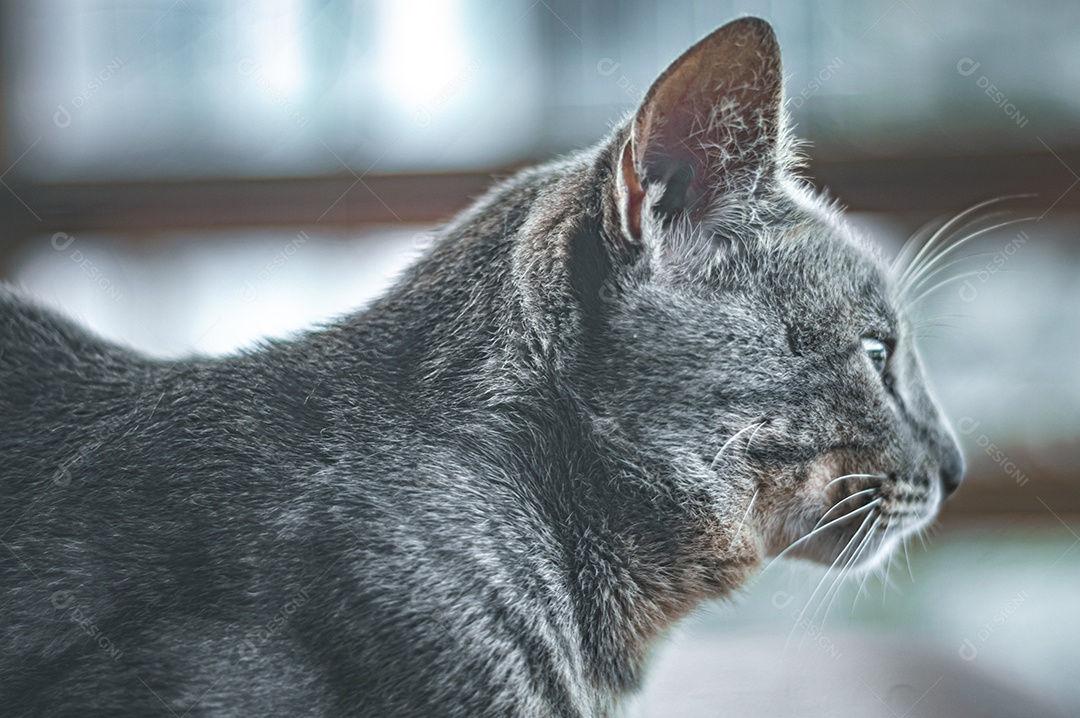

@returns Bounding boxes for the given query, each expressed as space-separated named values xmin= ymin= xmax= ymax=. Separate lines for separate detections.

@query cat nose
xmin=939 ymin=445 xmax=965 ymax=498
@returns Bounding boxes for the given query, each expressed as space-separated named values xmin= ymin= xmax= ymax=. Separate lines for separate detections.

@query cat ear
xmin=619 ymin=17 xmax=783 ymax=242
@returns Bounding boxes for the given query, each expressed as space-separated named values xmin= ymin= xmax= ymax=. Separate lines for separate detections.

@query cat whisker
xmin=881 ymin=568 xmax=901 ymax=608
xmin=786 ymin=507 xmax=876 ymax=653
xmin=881 ymin=518 xmax=915 ymax=608
xmin=916 ymin=527 xmax=931 ymax=551
xmin=828 ymin=514 xmax=881 ymax=610
xmin=822 ymin=472 xmax=886 ymax=491
xmin=874 ymin=523 xmax=900 ymax=609
xmin=915 ymin=312 xmax=973 ymax=322
xmin=911 ymin=328 xmax=957 ymax=341
xmin=809 ymin=545 xmax=860 ymax=637
xmin=912 ymin=314 xmax=972 ymax=334
xmin=817 ymin=515 xmax=881 ymax=629
xmin=908 ymin=269 xmax=1021 ymax=307
xmin=763 ymin=498 xmax=881 ymax=577
xmin=900 ymin=251 xmax=999 ymax=300
xmin=809 ymin=488 xmax=880 ymax=530
xmin=871 ymin=531 xmax=891 ymax=610
xmin=897 ymin=203 xmax=996 ymax=284
xmin=891 ymin=215 xmax=949 ymax=275
xmin=744 ymin=421 xmax=768 ymax=457
xmin=896 ymin=203 xmax=1018 ymax=275
xmin=913 ymin=319 xmax=962 ymax=329
xmin=727 ymin=488 xmax=759 ymax=549
xmin=783 ymin=527 xmax=858 ymax=654
xmin=852 ymin=519 xmax=888 ymax=613
xmin=709 ymin=421 xmax=765 ymax=469
xmin=902 ymin=531 xmax=915 ymax=583
xmin=895 ymin=195 xmax=1031 ymax=285
xmin=898 ymin=208 xmax=1016 ymax=289
xmin=908 ymin=270 xmax=987 ymax=303
xmin=900 ymin=215 xmax=1035 ymax=298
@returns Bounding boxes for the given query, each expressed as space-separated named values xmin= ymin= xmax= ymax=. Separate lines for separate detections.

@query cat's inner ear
xmin=619 ymin=17 xmax=783 ymax=241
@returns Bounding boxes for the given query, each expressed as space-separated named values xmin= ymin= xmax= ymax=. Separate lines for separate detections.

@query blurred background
xmin=1 ymin=1 xmax=1077 ymax=715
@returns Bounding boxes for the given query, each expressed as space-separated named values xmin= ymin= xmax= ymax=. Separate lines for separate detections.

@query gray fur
xmin=0 ymin=18 xmax=961 ymax=717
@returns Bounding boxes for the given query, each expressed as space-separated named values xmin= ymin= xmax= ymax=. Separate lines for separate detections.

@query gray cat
xmin=0 ymin=17 xmax=963 ymax=717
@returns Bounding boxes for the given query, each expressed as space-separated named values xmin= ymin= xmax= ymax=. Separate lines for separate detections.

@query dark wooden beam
xmin=808 ymin=147 xmax=1080 ymax=215
xmin=940 ymin=440 xmax=1080 ymax=522
xmin=0 ymin=170 xmax=502 ymax=238
xmin=0 ymin=149 xmax=1077 ymax=245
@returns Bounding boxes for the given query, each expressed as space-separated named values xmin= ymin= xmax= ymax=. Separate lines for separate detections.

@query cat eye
xmin=861 ymin=337 xmax=890 ymax=374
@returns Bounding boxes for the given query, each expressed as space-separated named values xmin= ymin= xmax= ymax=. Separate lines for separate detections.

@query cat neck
xmin=307 ymin=144 xmax=753 ymax=698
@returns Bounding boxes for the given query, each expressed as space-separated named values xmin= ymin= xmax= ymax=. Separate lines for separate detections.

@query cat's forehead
xmin=748 ymin=196 xmax=899 ymax=339
xmin=774 ymin=186 xmax=889 ymax=290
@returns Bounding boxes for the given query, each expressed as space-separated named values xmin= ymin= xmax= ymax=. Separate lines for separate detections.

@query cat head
xmin=575 ymin=18 xmax=963 ymax=575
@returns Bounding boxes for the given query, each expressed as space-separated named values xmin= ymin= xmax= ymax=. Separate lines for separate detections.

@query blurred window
xmin=4 ymin=0 xmax=1079 ymax=181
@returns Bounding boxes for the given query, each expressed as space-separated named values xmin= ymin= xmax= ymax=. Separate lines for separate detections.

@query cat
xmin=0 ymin=16 xmax=964 ymax=717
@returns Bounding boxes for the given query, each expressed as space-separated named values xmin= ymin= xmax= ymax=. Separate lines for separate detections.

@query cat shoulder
xmin=0 ymin=282 xmax=140 ymax=383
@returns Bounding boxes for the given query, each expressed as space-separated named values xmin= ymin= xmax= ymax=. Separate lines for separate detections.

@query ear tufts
xmin=619 ymin=17 xmax=785 ymax=239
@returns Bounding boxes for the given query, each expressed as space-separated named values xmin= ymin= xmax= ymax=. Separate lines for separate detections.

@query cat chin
xmin=762 ymin=467 xmax=946 ymax=571
xmin=845 ymin=527 xmax=905 ymax=575
xmin=814 ymin=504 xmax=939 ymax=574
